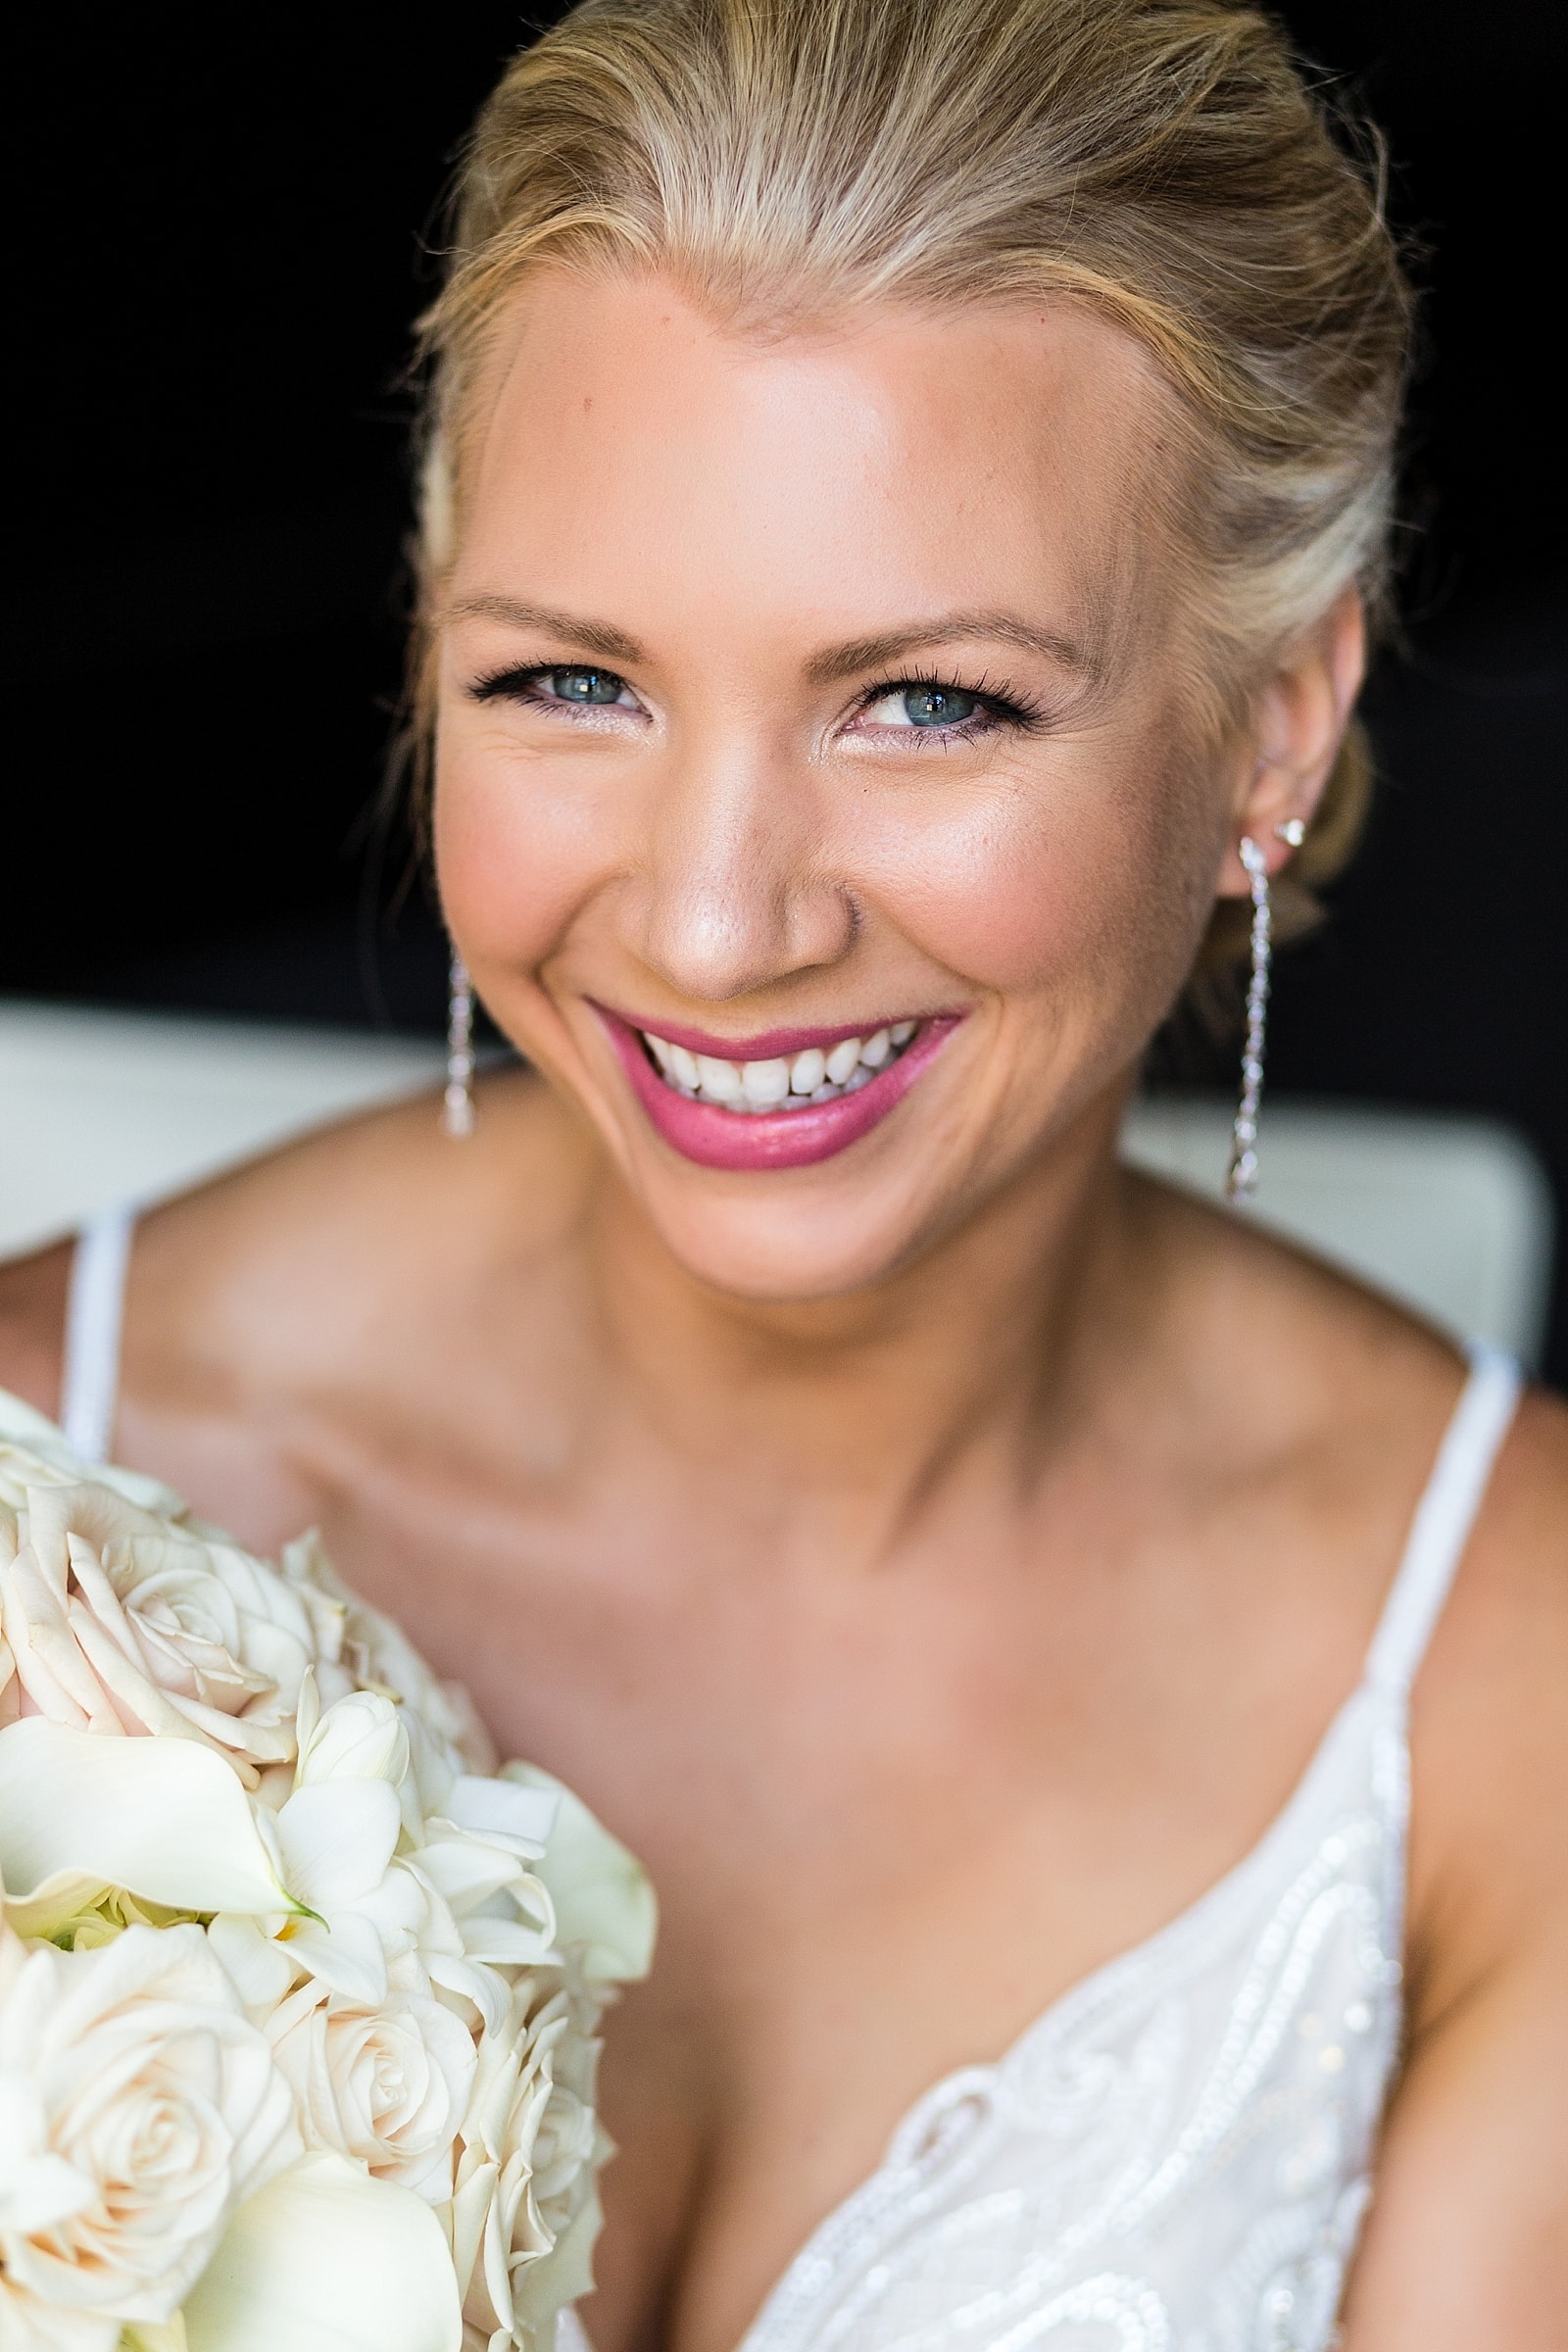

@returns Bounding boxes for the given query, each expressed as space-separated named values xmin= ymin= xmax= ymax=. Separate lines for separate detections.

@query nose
xmin=633 ymin=735 xmax=857 ymax=1004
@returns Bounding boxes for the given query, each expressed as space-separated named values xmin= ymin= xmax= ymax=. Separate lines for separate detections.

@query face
xmin=435 ymin=274 xmax=1268 ymax=1298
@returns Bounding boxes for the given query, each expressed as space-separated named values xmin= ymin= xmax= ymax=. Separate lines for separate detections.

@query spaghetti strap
xmin=1363 ymin=1344 xmax=1523 ymax=1697
xmin=61 ymin=1202 xmax=137 ymax=1465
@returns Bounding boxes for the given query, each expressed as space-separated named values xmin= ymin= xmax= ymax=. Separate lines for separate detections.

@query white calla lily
xmin=180 ymin=2152 xmax=461 ymax=2352
xmin=0 ymin=1720 xmax=291 ymax=1927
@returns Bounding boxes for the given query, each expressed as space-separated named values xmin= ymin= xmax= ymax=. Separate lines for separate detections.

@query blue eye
xmin=550 ymin=667 xmax=624 ymax=705
xmin=901 ymin=686 xmax=978 ymax=727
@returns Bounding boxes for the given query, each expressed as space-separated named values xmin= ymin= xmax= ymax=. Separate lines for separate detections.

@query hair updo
xmin=411 ymin=0 xmax=1413 ymax=976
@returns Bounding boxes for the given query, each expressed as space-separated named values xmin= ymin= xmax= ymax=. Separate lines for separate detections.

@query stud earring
xmin=1224 ymin=819 xmax=1304 ymax=1204
xmin=442 ymin=953 xmax=475 ymax=1138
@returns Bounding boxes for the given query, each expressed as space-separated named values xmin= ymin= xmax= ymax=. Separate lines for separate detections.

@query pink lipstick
xmin=593 ymin=1005 xmax=963 ymax=1171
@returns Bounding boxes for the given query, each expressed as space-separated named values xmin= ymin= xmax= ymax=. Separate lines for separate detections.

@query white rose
xmin=268 ymin=1977 xmax=479 ymax=2202
xmin=0 ymin=1475 xmax=345 ymax=1782
xmin=447 ymin=1970 xmax=608 ymax=2352
xmin=0 ymin=1919 xmax=295 ymax=2349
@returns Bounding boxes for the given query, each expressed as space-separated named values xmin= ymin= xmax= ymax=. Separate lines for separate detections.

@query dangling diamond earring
xmin=1225 ymin=819 xmax=1304 ymax=1203
xmin=442 ymin=953 xmax=476 ymax=1138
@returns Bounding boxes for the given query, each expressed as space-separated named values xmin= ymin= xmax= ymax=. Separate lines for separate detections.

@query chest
xmin=282 ymin=1462 xmax=1367 ymax=2348
xmin=301 ymin=1437 xmax=1334 ymax=1910
xmin=118 ymin=1400 xmax=1379 ymax=2352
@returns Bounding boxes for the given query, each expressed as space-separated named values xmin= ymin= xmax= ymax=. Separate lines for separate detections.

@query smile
xmin=646 ymin=1017 xmax=920 ymax=1106
xmin=593 ymin=1006 xmax=963 ymax=1170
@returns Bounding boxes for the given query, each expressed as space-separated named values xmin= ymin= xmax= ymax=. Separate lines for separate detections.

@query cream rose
xmin=0 ymin=1393 xmax=185 ymax=1522
xmin=0 ymin=1475 xmax=347 ymax=1781
xmin=0 ymin=1919 xmax=295 ymax=2350
xmin=268 ymin=1976 xmax=480 ymax=2202
xmin=447 ymin=1969 xmax=608 ymax=2352
xmin=0 ymin=1389 xmax=652 ymax=2352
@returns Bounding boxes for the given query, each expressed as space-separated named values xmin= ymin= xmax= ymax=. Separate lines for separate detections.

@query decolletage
xmin=63 ymin=1211 xmax=1522 ymax=2352
xmin=560 ymin=1350 xmax=1520 ymax=2352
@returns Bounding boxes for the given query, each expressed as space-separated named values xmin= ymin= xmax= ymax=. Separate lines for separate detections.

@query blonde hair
xmin=411 ymin=0 xmax=1412 ymax=969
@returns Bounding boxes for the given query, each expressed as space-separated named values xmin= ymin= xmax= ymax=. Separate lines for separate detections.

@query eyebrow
xmin=804 ymin=613 xmax=1096 ymax=686
xmin=444 ymin=593 xmax=645 ymax=665
xmin=445 ymin=592 xmax=1094 ymax=685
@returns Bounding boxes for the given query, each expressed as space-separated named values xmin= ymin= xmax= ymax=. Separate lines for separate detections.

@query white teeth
xmin=695 ymin=1053 xmax=745 ymax=1106
xmin=741 ymin=1056 xmax=791 ymax=1108
xmin=638 ymin=1021 xmax=922 ymax=1110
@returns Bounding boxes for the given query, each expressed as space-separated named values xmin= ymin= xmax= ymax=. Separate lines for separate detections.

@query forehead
xmin=457 ymin=271 xmax=1178 ymax=649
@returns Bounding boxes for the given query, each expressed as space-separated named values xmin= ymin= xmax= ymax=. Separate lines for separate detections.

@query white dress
xmin=62 ymin=1208 xmax=1522 ymax=2352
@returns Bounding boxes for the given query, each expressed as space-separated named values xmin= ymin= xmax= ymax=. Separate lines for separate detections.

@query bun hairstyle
xmin=411 ymin=0 xmax=1412 ymax=979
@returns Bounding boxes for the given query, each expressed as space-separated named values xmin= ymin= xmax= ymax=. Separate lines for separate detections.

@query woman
xmin=2 ymin=1 xmax=1564 ymax=2344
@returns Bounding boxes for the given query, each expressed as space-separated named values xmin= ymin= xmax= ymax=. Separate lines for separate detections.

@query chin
xmin=622 ymin=1156 xmax=949 ymax=1302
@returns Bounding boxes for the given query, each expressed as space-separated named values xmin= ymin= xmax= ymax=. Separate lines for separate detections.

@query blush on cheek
xmin=871 ymin=794 xmax=1132 ymax=1000
xmin=432 ymin=745 xmax=614 ymax=982
xmin=875 ymin=778 xmax=1202 ymax=1077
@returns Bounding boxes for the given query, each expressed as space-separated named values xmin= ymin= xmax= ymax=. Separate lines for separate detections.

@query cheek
xmin=432 ymin=714 xmax=619 ymax=971
xmin=866 ymin=751 xmax=1197 ymax=1019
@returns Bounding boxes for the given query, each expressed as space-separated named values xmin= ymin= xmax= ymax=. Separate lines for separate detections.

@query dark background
xmin=8 ymin=7 xmax=1565 ymax=1383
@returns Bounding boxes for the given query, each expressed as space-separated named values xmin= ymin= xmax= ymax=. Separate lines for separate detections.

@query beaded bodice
xmin=555 ymin=1349 xmax=1520 ymax=2352
xmin=711 ymin=1681 xmax=1403 ymax=2352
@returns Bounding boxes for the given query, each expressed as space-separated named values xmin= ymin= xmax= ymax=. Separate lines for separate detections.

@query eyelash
xmin=853 ymin=667 xmax=1050 ymax=742
xmin=468 ymin=663 xmax=626 ymax=710
xmin=466 ymin=662 xmax=1051 ymax=740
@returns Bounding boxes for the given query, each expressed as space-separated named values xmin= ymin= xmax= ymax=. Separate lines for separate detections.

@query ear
xmin=1214 ymin=586 xmax=1366 ymax=897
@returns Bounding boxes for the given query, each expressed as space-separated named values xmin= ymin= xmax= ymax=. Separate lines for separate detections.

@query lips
xmin=592 ymin=1004 xmax=964 ymax=1171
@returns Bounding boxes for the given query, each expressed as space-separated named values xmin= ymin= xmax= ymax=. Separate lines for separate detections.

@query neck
xmin=573 ymin=1081 xmax=1152 ymax=1565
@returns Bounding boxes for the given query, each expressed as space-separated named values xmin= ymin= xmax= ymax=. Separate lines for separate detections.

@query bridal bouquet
xmin=0 ymin=1390 xmax=654 ymax=2352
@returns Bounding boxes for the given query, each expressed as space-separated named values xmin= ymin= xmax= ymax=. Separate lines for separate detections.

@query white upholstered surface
xmin=0 ymin=1000 xmax=1554 ymax=1367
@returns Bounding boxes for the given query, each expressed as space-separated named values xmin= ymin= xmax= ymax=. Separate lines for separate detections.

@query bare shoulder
xmin=122 ymin=1061 xmax=588 ymax=1396
xmin=1 ymin=1061 xmax=589 ymax=1474
xmin=1335 ymin=1383 xmax=1568 ymax=2339
xmin=1125 ymin=1163 xmax=1480 ymax=1474
xmin=0 ymin=1234 xmax=74 ymax=1420
xmin=1405 ymin=1376 xmax=1568 ymax=2024
xmin=1135 ymin=1171 xmax=1568 ymax=2002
